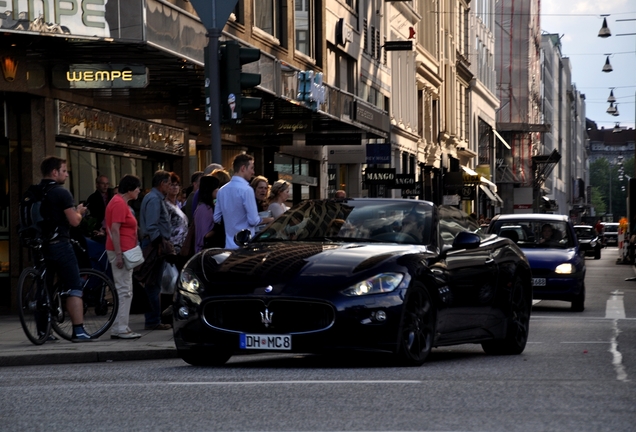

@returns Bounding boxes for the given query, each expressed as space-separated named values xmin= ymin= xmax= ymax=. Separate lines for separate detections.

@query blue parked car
xmin=487 ymin=214 xmax=586 ymax=311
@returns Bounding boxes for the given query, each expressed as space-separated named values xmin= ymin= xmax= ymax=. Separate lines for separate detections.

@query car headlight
xmin=555 ymin=263 xmax=574 ymax=274
xmin=179 ymin=269 xmax=202 ymax=293
xmin=590 ymin=241 xmax=597 ymax=247
xmin=341 ymin=273 xmax=404 ymax=296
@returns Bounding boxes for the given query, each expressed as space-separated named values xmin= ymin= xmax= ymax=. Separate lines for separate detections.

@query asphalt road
xmin=1 ymin=248 xmax=635 ymax=431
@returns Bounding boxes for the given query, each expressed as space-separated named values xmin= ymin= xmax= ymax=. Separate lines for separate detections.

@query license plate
xmin=532 ymin=278 xmax=546 ymax=287
xmin=240 ymin=333 xmax=291 ymax=350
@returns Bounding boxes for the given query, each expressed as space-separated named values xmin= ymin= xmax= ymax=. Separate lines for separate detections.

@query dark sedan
xmin=574 ymin=225 xmax=602 ymax=259
xmin=488 ymin=214 xmax=586 ymax=311
xmin=173 ymin=199 xmax=533 ymax=366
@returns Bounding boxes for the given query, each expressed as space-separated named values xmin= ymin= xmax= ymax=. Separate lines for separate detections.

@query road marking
xmin=560 ymin=341 xmax=610 ymax=344
xmin=609 ymin=319 xmax=629 ymax=382
xmin=170 ymin=380 xmax=422 ymax=385
xmin=605 ymin=290 xmax=626 ymax=319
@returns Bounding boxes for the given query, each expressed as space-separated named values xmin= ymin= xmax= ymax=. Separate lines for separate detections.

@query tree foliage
xmin=590 ymin=186 xmax=606 ymax=214
xmin=589 ymin=156 xmax=634 ymax=221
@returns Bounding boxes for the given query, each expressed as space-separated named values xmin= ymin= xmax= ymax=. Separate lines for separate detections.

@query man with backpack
xmin=31 ymin=156 xmax=92 ymax=342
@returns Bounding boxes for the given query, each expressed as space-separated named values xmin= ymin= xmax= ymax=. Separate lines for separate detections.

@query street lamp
xmin=598 ymin=16 xmax=611 ymax=38
xmin=602 ymin=55 xmax=613 ymax=72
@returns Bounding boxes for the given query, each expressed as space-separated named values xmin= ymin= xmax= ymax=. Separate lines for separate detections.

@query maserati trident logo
xmin=260 ymin=308 xmax=273 ymax=328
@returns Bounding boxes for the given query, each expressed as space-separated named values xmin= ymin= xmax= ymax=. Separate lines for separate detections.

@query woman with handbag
xmin=105 ymin=174 xmax=143 ymax=339
xmin=194 ymin=175 xmax=222 ymax=252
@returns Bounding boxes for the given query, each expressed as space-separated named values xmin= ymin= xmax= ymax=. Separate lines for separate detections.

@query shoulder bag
xmin=122 ymin=245 xmax=145 ymax=270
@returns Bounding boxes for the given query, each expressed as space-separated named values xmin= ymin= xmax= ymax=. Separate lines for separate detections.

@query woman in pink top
xmin=105 ymin=174 xmax=142 ymax=339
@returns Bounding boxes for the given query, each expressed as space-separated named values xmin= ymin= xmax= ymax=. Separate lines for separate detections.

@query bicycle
xmin=18 ymin=238 xmax=119 ymax=345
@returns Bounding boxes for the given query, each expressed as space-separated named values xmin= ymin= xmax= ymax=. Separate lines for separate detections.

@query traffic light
xmin=297 ymin=70 xmax=315 ymax=102
xmin=219 ymin=41 xmax=262 ymax=122
xmin=297 ymin=71 xmax=325 ymax=111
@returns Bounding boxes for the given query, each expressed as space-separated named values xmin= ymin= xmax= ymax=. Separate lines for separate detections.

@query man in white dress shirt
xmin=214 ymin=154 xmax=274 ymax=248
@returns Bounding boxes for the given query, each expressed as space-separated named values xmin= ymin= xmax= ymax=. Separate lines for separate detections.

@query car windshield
xmin=490 ymin=220 xmax=574 ymax=249
xmin=574 ymin=227 xmax=595 ymax=239
xmin=255 ymin=199 xmax=434 ymax=245
xmin=604 ymin=224 xmax=618 ymax=233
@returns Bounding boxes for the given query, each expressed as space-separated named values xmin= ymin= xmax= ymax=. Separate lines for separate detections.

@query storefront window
xmin=274 ymin=153 xmax=318 ymax=203
xmin=58 ymin=145 xmax=166 ymax=211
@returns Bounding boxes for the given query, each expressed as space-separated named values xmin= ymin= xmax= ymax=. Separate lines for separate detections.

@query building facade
xmin=494 ymin=0 xmax=545 ymax=214
xmin=0 ymin=0 xmax=592 ymax=313
xmin=470 ymin=0 xmax=501 ymax=218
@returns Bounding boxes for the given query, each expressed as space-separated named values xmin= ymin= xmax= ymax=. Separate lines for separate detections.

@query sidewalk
xmin=0 ymin=313 xmax=178 ymax=367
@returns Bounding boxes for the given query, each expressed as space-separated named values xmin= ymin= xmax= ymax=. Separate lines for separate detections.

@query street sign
xmin=384 ymin=41 xmax=413 ymax=51
xmin=366 ymin=143 xmax=391 ymax=164
xmin=395 ymin=174 xmax=416 ymax=189
xmin=189 ymin=0 xmax=238 ymax=29
xmin=365 ymin=168 xmax=396 ymax=186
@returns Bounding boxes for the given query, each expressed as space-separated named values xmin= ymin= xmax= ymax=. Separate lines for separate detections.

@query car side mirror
xmin=451 ymin=231 xmax=481 ymax=250
xmin=234 ymin=229 xmax=252 ymax=246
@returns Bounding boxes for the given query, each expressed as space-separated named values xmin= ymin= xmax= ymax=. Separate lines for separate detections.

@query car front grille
xmin=530 ymin=269 xmax=553 ymax=277
xmin=202 ymin=298 xmax=336 ymax=334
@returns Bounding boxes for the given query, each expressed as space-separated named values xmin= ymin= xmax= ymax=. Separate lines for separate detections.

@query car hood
xmin=519 ymin=247 xmax=578 ymax=268
xmin=192 ymin=242 xmax=430 ymax=296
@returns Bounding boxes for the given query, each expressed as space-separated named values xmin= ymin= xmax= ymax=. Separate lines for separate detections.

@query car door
xmin=434 ymin=211 xmax=498 ymax=335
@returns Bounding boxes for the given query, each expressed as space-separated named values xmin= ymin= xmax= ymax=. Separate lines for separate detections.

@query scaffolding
xmin=495 ymin=0 xmax=547 ymax=188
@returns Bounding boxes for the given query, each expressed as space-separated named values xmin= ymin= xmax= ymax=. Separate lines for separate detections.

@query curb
xmin=0 ymin=348 xmax=180 ymax=367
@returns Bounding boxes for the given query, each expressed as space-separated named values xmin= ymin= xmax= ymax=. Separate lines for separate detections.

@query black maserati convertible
xmin=173 ymin=199 xmax=532 ymax=366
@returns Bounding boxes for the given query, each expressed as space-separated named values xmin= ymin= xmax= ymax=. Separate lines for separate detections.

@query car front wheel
xmin=571 ymin=283 xmax=585 ymax=312
xmin=482 ymin=275 xmax=530 ymax=355
xmin=178 ymin=347 xmax=232 ymax=366
xmin=395 ymin=283 xmax=435 ymax=366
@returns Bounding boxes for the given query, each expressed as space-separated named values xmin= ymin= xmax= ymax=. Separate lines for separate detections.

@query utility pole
xmin=189 ymin=0 xmax=239 ymax=165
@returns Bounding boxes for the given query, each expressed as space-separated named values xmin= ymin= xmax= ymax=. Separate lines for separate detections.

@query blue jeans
xmin=43 ymin=241 xmax=83 ymax=297
xmin=141 ymin=238 xmax=163 ymax=327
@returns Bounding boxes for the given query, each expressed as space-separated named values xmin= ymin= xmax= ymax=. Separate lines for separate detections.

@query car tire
xmin=178 ymin=348 xmax=232 ymax=366
xmin=571 ymin=283 xmax=585 ymax=312
xmin=594 ymin=249 xmax=601 ymax=260
xmin=395 ymin=283 xmax=435 ymax=366
xmin=481 ymin=275 xmax=530 ymax=356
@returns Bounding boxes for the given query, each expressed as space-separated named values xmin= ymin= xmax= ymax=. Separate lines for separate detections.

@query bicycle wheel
xmin=51 ymin=268 xmax=119 ymax=340
xmin=17 ymin=267 xmax=51 ymax=345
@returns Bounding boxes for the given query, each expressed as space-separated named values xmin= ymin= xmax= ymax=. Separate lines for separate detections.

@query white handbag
xmin=122 ymin=245 xmax=145 ymax=270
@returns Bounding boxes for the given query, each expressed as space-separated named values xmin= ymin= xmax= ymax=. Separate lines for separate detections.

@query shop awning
xmin=480 ymin=184 xmax=503 ymax=204
xmin=480 ymin=176 xmax=497 ymax=191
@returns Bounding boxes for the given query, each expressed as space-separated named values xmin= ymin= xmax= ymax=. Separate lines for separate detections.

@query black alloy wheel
xmin=396 ymin=283 xmax=435 ymax=366
xmin=482 ymin=275 xmax=531 ymax=355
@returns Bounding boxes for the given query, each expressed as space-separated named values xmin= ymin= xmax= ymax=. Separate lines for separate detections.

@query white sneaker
xmin=110 ymin=331 xmax=142 ymax=339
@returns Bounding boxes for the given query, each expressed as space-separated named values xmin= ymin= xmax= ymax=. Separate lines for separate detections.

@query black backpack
xmin=18 ymin=183 xmax=58 ymax=244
